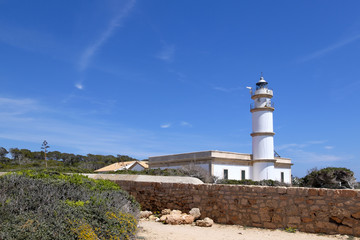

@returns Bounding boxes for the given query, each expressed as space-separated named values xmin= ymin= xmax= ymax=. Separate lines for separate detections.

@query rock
xmin=196 ymin=217 xmax=214 ymax=227
xmin=189 ymin=208 xmax=201 ymax=220
xmin=155 ymin=217 xmax=161 ymax=222
xmin=170 ymin=210 xmax=182 ymax=215
xmin=183 ymin=215 xmax=195 ymax=224
xmin=160 ymin=215 xmax=168 ymax=222
xmin=148 ymin=215 xmax=157 ymax=221
xmin=166 ymin=214 xmax=183 ymax=225
xmin=139 ymin=210 xmax=153 ymax=219
xmin=161 ymin=209 xmax=171 ymax=215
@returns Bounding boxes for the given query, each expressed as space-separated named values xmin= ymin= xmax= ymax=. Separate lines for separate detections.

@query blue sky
xmin=0 ymin=0 xmax=359 ymax=178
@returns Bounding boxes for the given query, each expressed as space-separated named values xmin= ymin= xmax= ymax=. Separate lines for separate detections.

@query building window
xmin=281 ymin=172 xmax=284 ymax=183
xmin=223 ymin=169 xmax=228 ymax=180
xmin=241 ymin=170 xmax=246 ymax=180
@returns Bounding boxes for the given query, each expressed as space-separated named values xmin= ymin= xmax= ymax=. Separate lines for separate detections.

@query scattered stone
xmin=160 ymin=215 xmax=168 ymax=222
xmin=139 ymin=210 xmax=153 ymax=219
xmin=196 ymin=217 xmax=214 ymax=227
xmin=170 ymin=210 xmax=182 ymax=215
xmin=183 ymin=215 xmax=195 ymax=224
xmin=148 ymin=215 xmax=157 ymax=221
xmin=165 ymin=214 xmax=183 ymax=225
xmin=155 ymin=217 xmax=161 ymax=222
xmin=161 ymin=209 xmax=171 ymax=215
xmin=189 ymin=208 xmax=201 ymax=220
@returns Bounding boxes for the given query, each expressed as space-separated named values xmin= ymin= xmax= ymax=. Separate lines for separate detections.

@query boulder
xmin=165 ymin=214 xmax=183 ymax=225
xmin=170 ymin=210 xmax=182 ymax=215
xmin=189 ymin=208 xmax=201 ymax=220
xmin=183 ymin=215 xmax=195 ymax=224
xmin=148 ymin=215 xmax=157 ymax=221
xmin=161 ymin=209 xmax=171 ymax=215
xmin=139 ymin=210 xmax=153 ymax=219
xmin=160 ymin=215 xmax=168 ymax=222
xmin=196 ymin=217 xmax=214 ymax=227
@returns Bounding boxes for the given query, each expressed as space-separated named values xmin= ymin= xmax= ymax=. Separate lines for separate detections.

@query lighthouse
xmin=250 ymin=76 xmax=276 ymax=181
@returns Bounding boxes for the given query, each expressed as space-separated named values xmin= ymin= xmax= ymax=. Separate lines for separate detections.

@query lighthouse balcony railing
xmin=250 ymin=102 xmax=274 ymax=110
xmin=252 ymin=88 xmax=273 ymax=96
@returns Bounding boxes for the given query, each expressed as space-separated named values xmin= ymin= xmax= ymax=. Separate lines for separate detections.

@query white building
xmin=148 ymin=76 xmax=292 ymax=183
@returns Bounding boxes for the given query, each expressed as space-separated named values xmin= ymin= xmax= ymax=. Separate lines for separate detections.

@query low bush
xmin=301 ymin=167 xmax=357 ymax=189
xmin=0 ymin=170 xmax=139 ymax=239
xmin=218 ymin=178 xmax=289 ymax=187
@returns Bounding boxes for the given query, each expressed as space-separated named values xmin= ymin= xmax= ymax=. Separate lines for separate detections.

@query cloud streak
xmin=78 ymin=0 xmax=136 ymax=72
xmin=299 ymin=34 xmax=360 ymax=62
xmin=156 ymin=44 xmax=175 ymax=62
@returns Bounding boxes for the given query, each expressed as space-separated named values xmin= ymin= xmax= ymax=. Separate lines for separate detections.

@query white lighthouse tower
xmin=250 ymin=76 xmax=276 ymax=181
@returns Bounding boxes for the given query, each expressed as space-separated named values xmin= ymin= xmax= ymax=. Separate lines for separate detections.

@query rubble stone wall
xmin=114 ymin=180 xmax=360 ymax=236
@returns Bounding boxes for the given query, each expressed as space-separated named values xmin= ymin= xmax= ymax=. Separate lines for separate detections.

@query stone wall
xmin=114 ymin=180 xmax=360 ymax=236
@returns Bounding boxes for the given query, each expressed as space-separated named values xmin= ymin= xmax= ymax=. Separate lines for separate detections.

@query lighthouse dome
xmin=256 ymin=77 xmax=268 ymax=89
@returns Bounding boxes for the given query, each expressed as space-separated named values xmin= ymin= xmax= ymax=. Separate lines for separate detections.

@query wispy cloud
xmin=212 ymin=86 xmax=243 ymax=92
xmin=299 ymin=34 xmax=360 ymax=62
xmin=160 ymin=123 xmax=171 ymax=129
xmin=0 ymin=97 xmax=41 ymax=116
xmin=77 ymin=0 xmax=136 ymax=88
xmin=324 ymin=146 xmax=334 ymax=150
xmin=75 ymin=83 xmax=84 ymax=90
xmin=180 ymin=121 xmax=192 ymax=127
xmin=156 ymin=44 xmax=175 ymax=62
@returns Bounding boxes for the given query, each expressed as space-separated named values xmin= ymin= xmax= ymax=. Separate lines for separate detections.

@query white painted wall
xmin=252 ymin=135 xmax=274 ymax=159
xmin=273 ymin=167 xmax=292 ymax=184
xmin=252 ymin=162 xmax=275 ymax=181
xmin=158 ymin=163 xmax=210 ymax=172
xmin=252 ymin=111 xmax=273 ymax=132
xmin=213 ymin=164 xmax=252 ymax=180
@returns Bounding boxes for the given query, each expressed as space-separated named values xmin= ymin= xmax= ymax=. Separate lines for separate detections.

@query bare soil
xmin=137 ymin=220 xmax=359 ymax=240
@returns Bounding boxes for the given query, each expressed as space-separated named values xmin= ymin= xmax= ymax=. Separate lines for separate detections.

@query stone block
xmin=308 ymin=189 xmax=318 ymax=196
xmin=249 ymin=214 xmax=259 ymax=223
xmin=352 ymin=211 xmax=360 ymax=219
xmin=301 ymin=217 xmax=313 ymax=223
xmin=342 ymin=217 xmax=356 ymax=228
xmin=338 ymin=225 xmax=353 ymax=235
xmin=288 ymin=216 xmax=301 ymax=225
xmin=263 ymin=222 xmax=277 ymax=229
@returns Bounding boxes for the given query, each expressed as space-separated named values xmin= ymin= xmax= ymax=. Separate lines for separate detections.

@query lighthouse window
xmin=241 ymin=170 xmax=246 ymax=180
xmin=281 ymin=172 xmax=284 ymax=183
xmin=223 ymin=169 xmax=228 ymax=180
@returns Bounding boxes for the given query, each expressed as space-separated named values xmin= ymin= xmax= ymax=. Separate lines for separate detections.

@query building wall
xmin=273 ymin=167 xmax=291 ymax=183
xmin=115 ymin=180 xmax=360 ymax=237
xmin=213 ymin=164 xmax=252 ymax=180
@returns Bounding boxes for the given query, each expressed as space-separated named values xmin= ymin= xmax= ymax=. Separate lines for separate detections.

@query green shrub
xmin=0 ymin=170 xmax=139 ymax=239
xmin=301 ymin=167 xmax=357 ymax=189
xmin=218 ymin=179 xmax=289 ymax=187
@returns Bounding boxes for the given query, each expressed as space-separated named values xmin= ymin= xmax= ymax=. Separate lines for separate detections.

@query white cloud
xmin=180 ymin=121 xmax=192 ymax=127
xmin=324 ymin=146 xmax=334 ymax=150
xmin=0 ymin=97 xmax=41 ymax=116
xmin=160 ymin=123 xmax=171 ymax=129
xmin=299 ymin=34 xmax=360 ymax=62
xmin=212 ymin=86 xmax=243 ymax=92
xmin=75 ymin=83 xmax=84 ymax=90
xmin=78 ymin=0 xmax=136 ymax=71
xmin=156 ymin=44 xmax=175 ymax=62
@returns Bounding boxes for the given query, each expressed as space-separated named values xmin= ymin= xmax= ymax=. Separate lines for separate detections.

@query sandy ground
xmin=136 ymin=220 xmax=359 ymax=240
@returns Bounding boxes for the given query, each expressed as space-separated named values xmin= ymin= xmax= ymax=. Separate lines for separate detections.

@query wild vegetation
xmin=0 ymin=146 xmax=138 ymax=172
xmin=293 ymin=167 xmax=358 ymax=189
xmin=0 ymin=170 xmax=140 ymax=239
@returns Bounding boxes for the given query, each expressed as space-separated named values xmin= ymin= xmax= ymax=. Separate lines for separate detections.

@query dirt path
xmin=137 ymin=220 xmax=358 ymax=240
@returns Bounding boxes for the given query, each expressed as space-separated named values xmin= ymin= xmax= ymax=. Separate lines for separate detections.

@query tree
xmin=0 ymin=147 xmax=9 ymax=163
xmin=41 ymin=141 xmax=50 ymax=168
xmin=301 ymin=167 xmax=357 ymax=189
